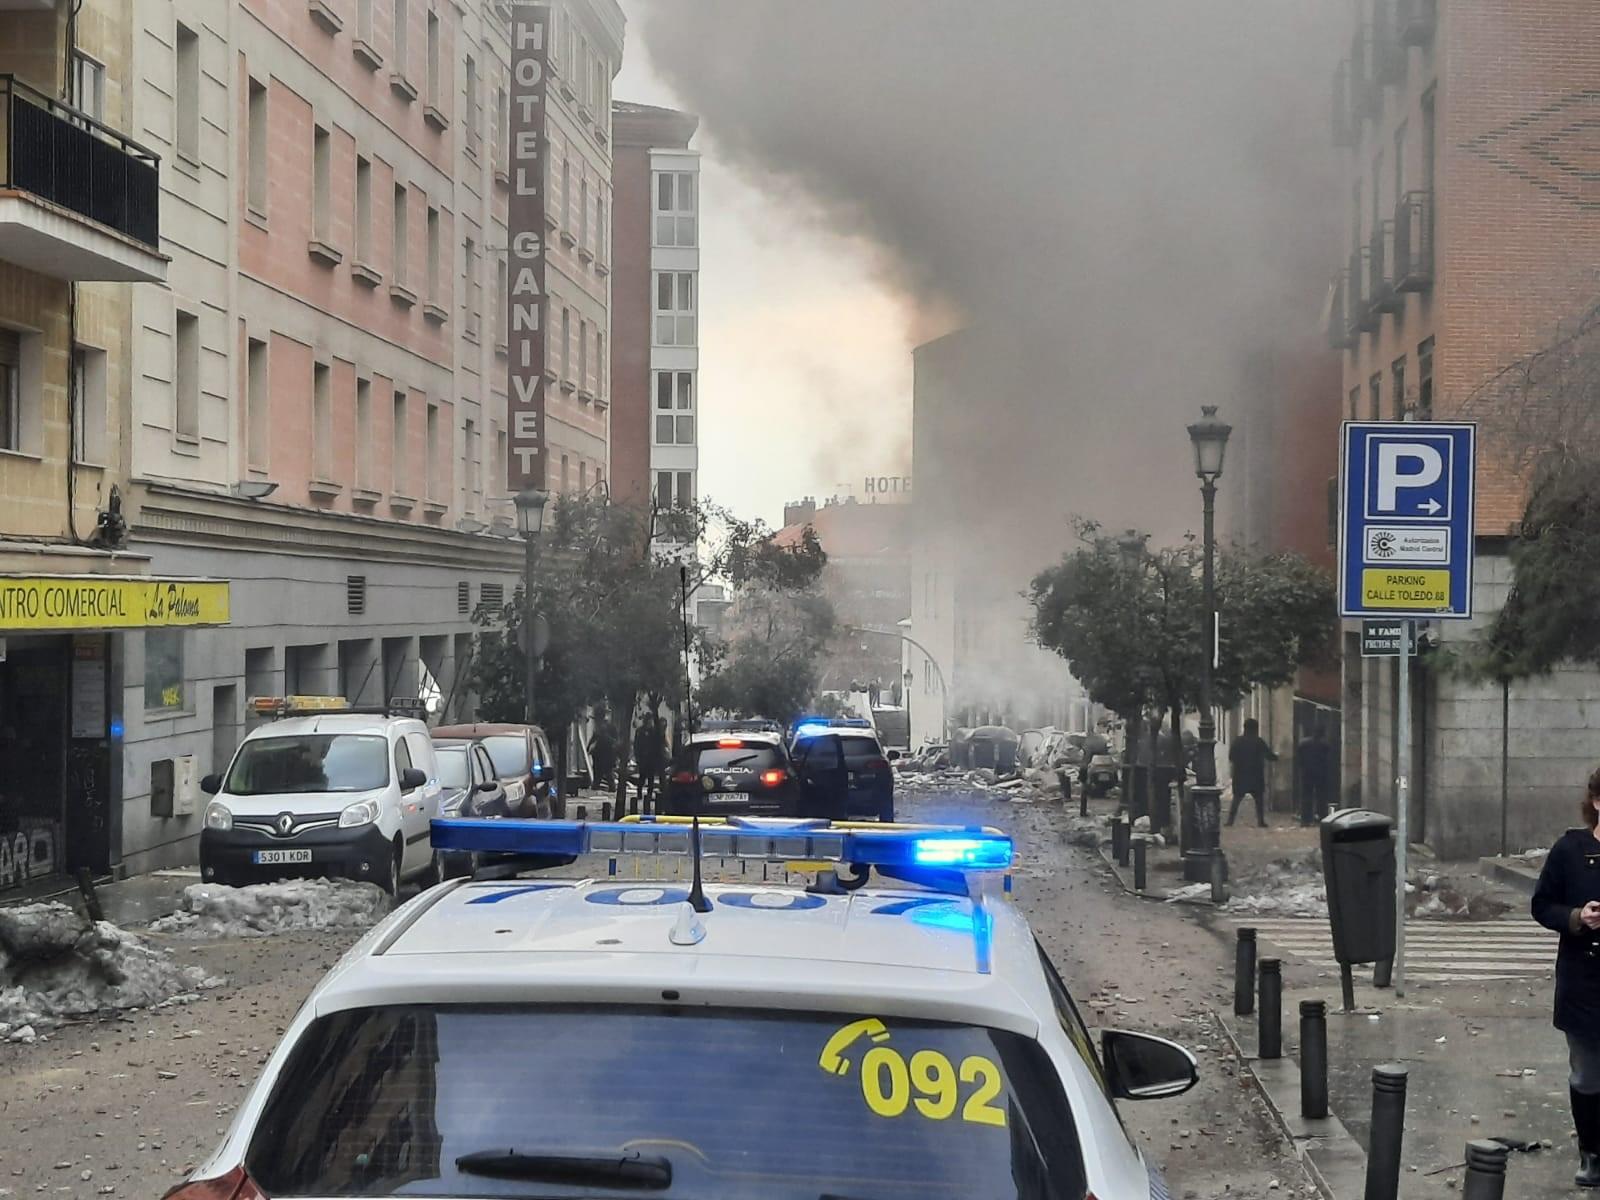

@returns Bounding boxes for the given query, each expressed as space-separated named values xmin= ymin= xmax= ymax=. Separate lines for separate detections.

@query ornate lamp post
xmin=1184 ymin=406 xmax=1232 ymax=882
xmin=513 ymin=487 xmax=550 ymax=725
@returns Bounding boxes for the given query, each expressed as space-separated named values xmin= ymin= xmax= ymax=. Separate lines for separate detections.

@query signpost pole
xmin=1394 ymin=618 xmax=1411 ymax=997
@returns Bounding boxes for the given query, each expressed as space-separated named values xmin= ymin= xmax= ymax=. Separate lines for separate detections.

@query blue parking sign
xmin=1339 ymin=422 xmax=1476 ymax=619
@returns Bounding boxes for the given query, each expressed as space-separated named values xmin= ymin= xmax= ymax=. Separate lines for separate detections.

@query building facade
xmin=0 ymin=0 xmax=200 ymax=894
xmin=608 ymin=101 xmax=698 ymax=513
xmin=105 ymin=0 xmax=621 ymax=876
xmin=1330 ymin=0 xmax=1600 ymax=855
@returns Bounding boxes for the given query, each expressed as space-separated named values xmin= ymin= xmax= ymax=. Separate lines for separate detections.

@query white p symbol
xmin=1376 ymin=443 xmax=1444 ymax=512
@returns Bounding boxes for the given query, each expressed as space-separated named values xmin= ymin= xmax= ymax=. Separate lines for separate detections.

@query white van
xmin=198 ymin=701 xmax=444 ymax=894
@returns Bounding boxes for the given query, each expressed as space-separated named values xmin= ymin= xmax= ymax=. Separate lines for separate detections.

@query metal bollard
xmin=1132 ymin=836 xmax=1148 ymax=891
xmin=1234 ymin=928 xmax=1257 ymax=1016
xmin=1363 ymin=1064 xmax=1409 ymax=1200
xmin=601 ymin=801 xmax=613 ymax=822
xmin=1300 ymin=1000 xmax=1329 ymax=1119
xmin=576 ymin=804 xmax=589 ymax=822
xmin=1210 ymin=848 xmax=1230 ymax=905
xmin=1258 ymin=958 xmax=1282 ymax=1059
xmin=1461 ymin=1138 xmax=1507 ymax=1200
xmin=1113 ymin=817 xmax=1130 ymax=866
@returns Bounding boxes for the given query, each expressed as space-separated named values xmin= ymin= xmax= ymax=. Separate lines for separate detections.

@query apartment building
xmin=608 ymin=101 xmax=698 ymax=513
xmin=1329 ymin=0 xmax=1600 ymax=855
xmin=111 ymin=0 xmax=622 ymax=876
xmin=0 ymin=1 xmax=198 ymax=894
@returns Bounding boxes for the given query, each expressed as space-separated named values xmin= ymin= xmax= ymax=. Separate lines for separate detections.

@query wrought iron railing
xmin=1394 ymin=189 xmax=1434 ymax=292
xmin=0 ymin=74 xmax=160 ymax=249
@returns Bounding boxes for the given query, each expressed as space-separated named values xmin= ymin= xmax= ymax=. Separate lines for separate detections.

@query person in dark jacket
xmin=1531 ymin=765 xmax=1600 ymax=1188
xmin=1296 ymin=723 xmax=1334 ymax=826
xmin=1226 ymin=718 xmax=1278 ymax=828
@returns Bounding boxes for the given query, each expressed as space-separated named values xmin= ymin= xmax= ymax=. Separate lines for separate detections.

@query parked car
xmin=791 ymin=722 xmax=896 ymax=822
xmin=431 ymin=722 xmax=560 ymax=819
xmin=199 ymin=698 xmax=443 ymax=894
xmin=430 ymin=737 xmax=511 ymax=880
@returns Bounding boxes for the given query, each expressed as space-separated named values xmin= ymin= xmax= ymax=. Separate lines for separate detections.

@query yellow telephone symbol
xmin=818 ymin=1018 xmax=891 ymax=1076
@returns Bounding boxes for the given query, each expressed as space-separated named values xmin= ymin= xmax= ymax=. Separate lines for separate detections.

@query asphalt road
xmin=0 ymin=786 xmax=1314 ymax=1200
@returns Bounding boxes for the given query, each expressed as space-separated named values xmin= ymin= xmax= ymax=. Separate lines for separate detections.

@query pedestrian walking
xmin=634 ymin=716 xmax=664 ymax=808
xmin=1226 ymin=717 xmax=1278 ymax=828
xmin=1296 ymin=722 xmax=1333 ymax=826
xmin=1531 ymin=766 xmax=1600 ymax=1188
xmin=588 ymin=711 xmax=617 ymax=792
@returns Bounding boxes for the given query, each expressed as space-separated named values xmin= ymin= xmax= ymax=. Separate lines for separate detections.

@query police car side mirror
xmin=200 ymin=773 xmax=222 ymax=795
xmin=400 ymin=767 xmax=427 ymax=792
xmin=1100 ymin=1030 xmax=1198 ymax=1100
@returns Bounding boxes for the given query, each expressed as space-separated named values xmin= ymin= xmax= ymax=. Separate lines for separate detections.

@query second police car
xmin=168 ymin=814 xmax=1195 ymax=1200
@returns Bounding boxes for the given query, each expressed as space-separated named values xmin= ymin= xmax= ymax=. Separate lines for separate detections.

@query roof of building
xmin=773 ymin=498 xmax=909 ymax=561
xmin=611 ymin=100 xmax=699 ymax=148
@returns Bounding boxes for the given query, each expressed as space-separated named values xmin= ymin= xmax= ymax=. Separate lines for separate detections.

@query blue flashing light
xmin=109 ymin=719 xmax=125 ymax=739
xmin=792 ymin=722 xmax=831 ymax=740
xmin=910 ymin=836 xmax=1014 ymax=870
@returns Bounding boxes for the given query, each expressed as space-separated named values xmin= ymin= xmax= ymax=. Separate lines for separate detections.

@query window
xmin=595 ymin=195 xmax=606 ymax=265
xmin=1421 ymin=87 xmax=1436 ymax=194
xmin=247 ymin=336 xmax=269 ymax=469
xmin=175 ymin=22 xmax=199 ymax=160
xmin=655 ymin=470 xmax=672 ymax=509
xmin=676 ymin=471 xmax=694 ymax=509
xmin=561 ymin=454 xmax=570 ymax=492
xmin=174 ymin=309 xmax=200 ymax=441
xmin=1368 ymin=372 xmax=1381 ymax=421
xmin=425 ymin=8 xmax=440 ymax=103
xmin=1391 ymin=356 xmax=1407 ymax=417
xmin=1347 ymin=385 xmax=1359 ymax=422
xmin=655 ymin=172 xmax=697 ymax=246
xmin=393 ymin=183 xmax=409 ymax=285
xmin=463 ymin=236 xmax=480 ymax=337
xmin=1418 ymin=336 xmax=1435 ymax=417
xmin=493 ymin=424 xmax=506 ymax=494
xmin=495 ymin=258 xmax=507 ymax=347
xmin=392 ymin=0 xmax=408 ymax=73
xmin=577 ymin=317 xmax=587 ymax=391
xmin=654 ymin=370 xmax=694 ymax=445
xmin=0 ymin=330 xmax=20 ymax=452
xmin=579 ymin=178 xmax=589 ymax=251
xmin=426 ymin=205 xmax=441 ymax=301
xmin=1393 ymin=122 xmax=1407 ymax=210
xmin=426 ymin=401 xmax=441 ymax=500
xmin=247 ymin=77 xmax=268 ymax=215
xmin=227 ymin=733 xmax=389 ymax=795
xmin=71 ymin=344 xmax=107 ymax=464
xmin=464 ymin=55 xmax=479 ymax=153
xmin=392 ymin=389 xmax=408 ymax=493
xmin=145 ymin=630 xmax=186 ymax=712
xmin=357 ymin=0 xmax=374 ymax=41
xmin=561 ymin=157 xmax=571 ymax=233
xmin=579 ymin=460 xmax=587 ymax=493
xmin=313 ymin=361 xmax=333 ymax=479
xmin=72 ymin=52 xmax=104 ymax=122
xmin=312 ymin=124 xmax=332 ymax=242
xmin=356 ymin=377 xmax=373 ymax=489
xmin=463 ymin=417 xmax=479 ymax=505
xmin=355 ymin=156 xmax=373 ymax=262
xmin=596 ymin=331 xmax=605 ymax=400
xmin=1370 ymin=151 xmax=1382 ymax=233
xmin=654 ymin=271 xmax=696 ymax=345
xmin=561 ymin=307 xmax=572 ymax=382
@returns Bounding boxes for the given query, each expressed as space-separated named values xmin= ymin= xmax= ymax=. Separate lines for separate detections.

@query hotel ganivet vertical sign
xmin=507 ymin=3 xmax=550 ymax=492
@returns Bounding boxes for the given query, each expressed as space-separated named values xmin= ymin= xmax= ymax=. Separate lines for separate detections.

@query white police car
xmin=169 ymin=818 xmax=1193 ymax=1200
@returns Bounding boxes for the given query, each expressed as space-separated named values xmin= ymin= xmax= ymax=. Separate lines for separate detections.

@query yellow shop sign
xmin=0 ymin=577 xmax=231 ymax=631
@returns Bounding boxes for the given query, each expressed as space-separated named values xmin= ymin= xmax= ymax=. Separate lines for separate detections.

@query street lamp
xmin=1185 ymin=405 xmax=1232 ymax=884
xmin=513 ymin=488 xmax=550 ymax=725
xmin=903 ymin=667 xmax=915 ymax=746
xmin=1117 ymin=529 xmax=1149 ymax=823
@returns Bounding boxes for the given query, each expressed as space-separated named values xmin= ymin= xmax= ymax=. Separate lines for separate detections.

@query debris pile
xmin=895 ymin=767 xmax=1062 ymax=804
xmin=0 ymin=902 xmax=220 ymax=1035
xmin=150 ymin=878 xmax=390 ymax=939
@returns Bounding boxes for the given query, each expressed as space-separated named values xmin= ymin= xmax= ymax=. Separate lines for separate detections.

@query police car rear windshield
xmin=693 ymin=742 xmax=783 ymax=772
xmin=246 ymin=1004 xmax=1088 ymax=1200
xmin=223 ymin=734 xmax=388 ymax=796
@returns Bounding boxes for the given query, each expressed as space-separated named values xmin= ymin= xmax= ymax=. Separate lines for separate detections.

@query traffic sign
xmin=1338 ymin=422 xmax=1476 ymax=619
xmin=1359 ymin=620 xmax=1417 ymax=657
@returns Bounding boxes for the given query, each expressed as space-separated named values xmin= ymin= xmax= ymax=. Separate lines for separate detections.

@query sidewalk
xmin=0 ymin=867 xmax=196 ymax=925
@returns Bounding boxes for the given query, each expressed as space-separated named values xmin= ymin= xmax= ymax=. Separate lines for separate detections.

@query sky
xmin=611 ymin=2 xmax=916 ymax=530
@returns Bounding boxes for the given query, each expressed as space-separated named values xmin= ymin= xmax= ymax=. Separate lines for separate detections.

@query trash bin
xmin=1320 ymin=808 xmax=1397 ymax=966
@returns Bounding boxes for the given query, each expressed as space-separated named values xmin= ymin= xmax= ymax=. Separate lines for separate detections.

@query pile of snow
xmin=0 ymin=902 xmax=221 ymax=1033
xmin=150 ymin=878 xmax=389 ymax=939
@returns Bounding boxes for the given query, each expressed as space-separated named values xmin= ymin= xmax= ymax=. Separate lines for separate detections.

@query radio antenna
xmin=679 ymin=564 xmax=711 ymax=914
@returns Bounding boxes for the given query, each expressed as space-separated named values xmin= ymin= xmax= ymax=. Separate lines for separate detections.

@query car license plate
xmin=707 ymin=793 xmax=750 ymax=805
xmin=252 ymin=849 xmax=313 ymax=865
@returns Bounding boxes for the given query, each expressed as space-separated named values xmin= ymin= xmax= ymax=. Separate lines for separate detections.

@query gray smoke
xmin=636 ymin=0 xmax=1342 ymax=542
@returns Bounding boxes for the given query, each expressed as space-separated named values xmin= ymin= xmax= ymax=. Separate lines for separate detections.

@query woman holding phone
xmin=1533 ymin=766 xmax=1600 ymax=1188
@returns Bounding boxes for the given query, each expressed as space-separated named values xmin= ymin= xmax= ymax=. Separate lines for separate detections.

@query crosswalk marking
xmin=1225 ymin=916 xmax=1556 ymax=983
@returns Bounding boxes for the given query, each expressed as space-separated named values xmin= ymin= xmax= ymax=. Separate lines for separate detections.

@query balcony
xmin=1350 ymin=248 xmax=1378 ymax=333
xmin=1394 ymin=189 xmax=1434 ymax=292
xmin=1349 ymin=30 xmax=1381 ymax=122
xmin=1369 ymin=220 xmax=1399 ymax=314
xmin=1371 ymin=2 xmax=1405 ymax=85
xmin=0 ymin=75 xmax=165 ymax=282
xmin=1398 ymin=0 xmax=1436 ymax=45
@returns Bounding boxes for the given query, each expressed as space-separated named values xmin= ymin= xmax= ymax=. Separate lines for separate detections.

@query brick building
xmin=1330 ymin=0 xmax=1600 ymax=855
xmin=109 ymin=0 xmax=622 ymax=875
xmin=608 ymin=101 xmax=699 ymax=513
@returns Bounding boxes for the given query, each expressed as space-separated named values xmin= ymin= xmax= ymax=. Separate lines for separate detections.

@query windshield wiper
xmin=454 ymin=1149 xmax=672 ymax=1190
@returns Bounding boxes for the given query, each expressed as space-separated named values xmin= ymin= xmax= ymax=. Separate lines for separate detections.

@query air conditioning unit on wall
xmin=173 ymin=754 xmax=199 ymax=817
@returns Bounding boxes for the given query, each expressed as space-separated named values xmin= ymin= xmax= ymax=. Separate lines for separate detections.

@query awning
xmin=0 ymin=575 xmax=230 ymax=631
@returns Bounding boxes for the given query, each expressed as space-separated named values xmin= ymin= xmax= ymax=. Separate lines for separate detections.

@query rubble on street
xmin=148 ymin=878 xmax=391 ymax=939
xmin=0 ymin=902 xmax=221 ymax=1035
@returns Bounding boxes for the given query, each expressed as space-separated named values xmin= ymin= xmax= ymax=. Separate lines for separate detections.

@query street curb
xmin=1479 ymin=855 xmax=1539 ymax=898
xmin=1092 ymin=843 xmax=1220 ymax=907
xmin=1212 ymin=1007 xmax=1369 ymax=1200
